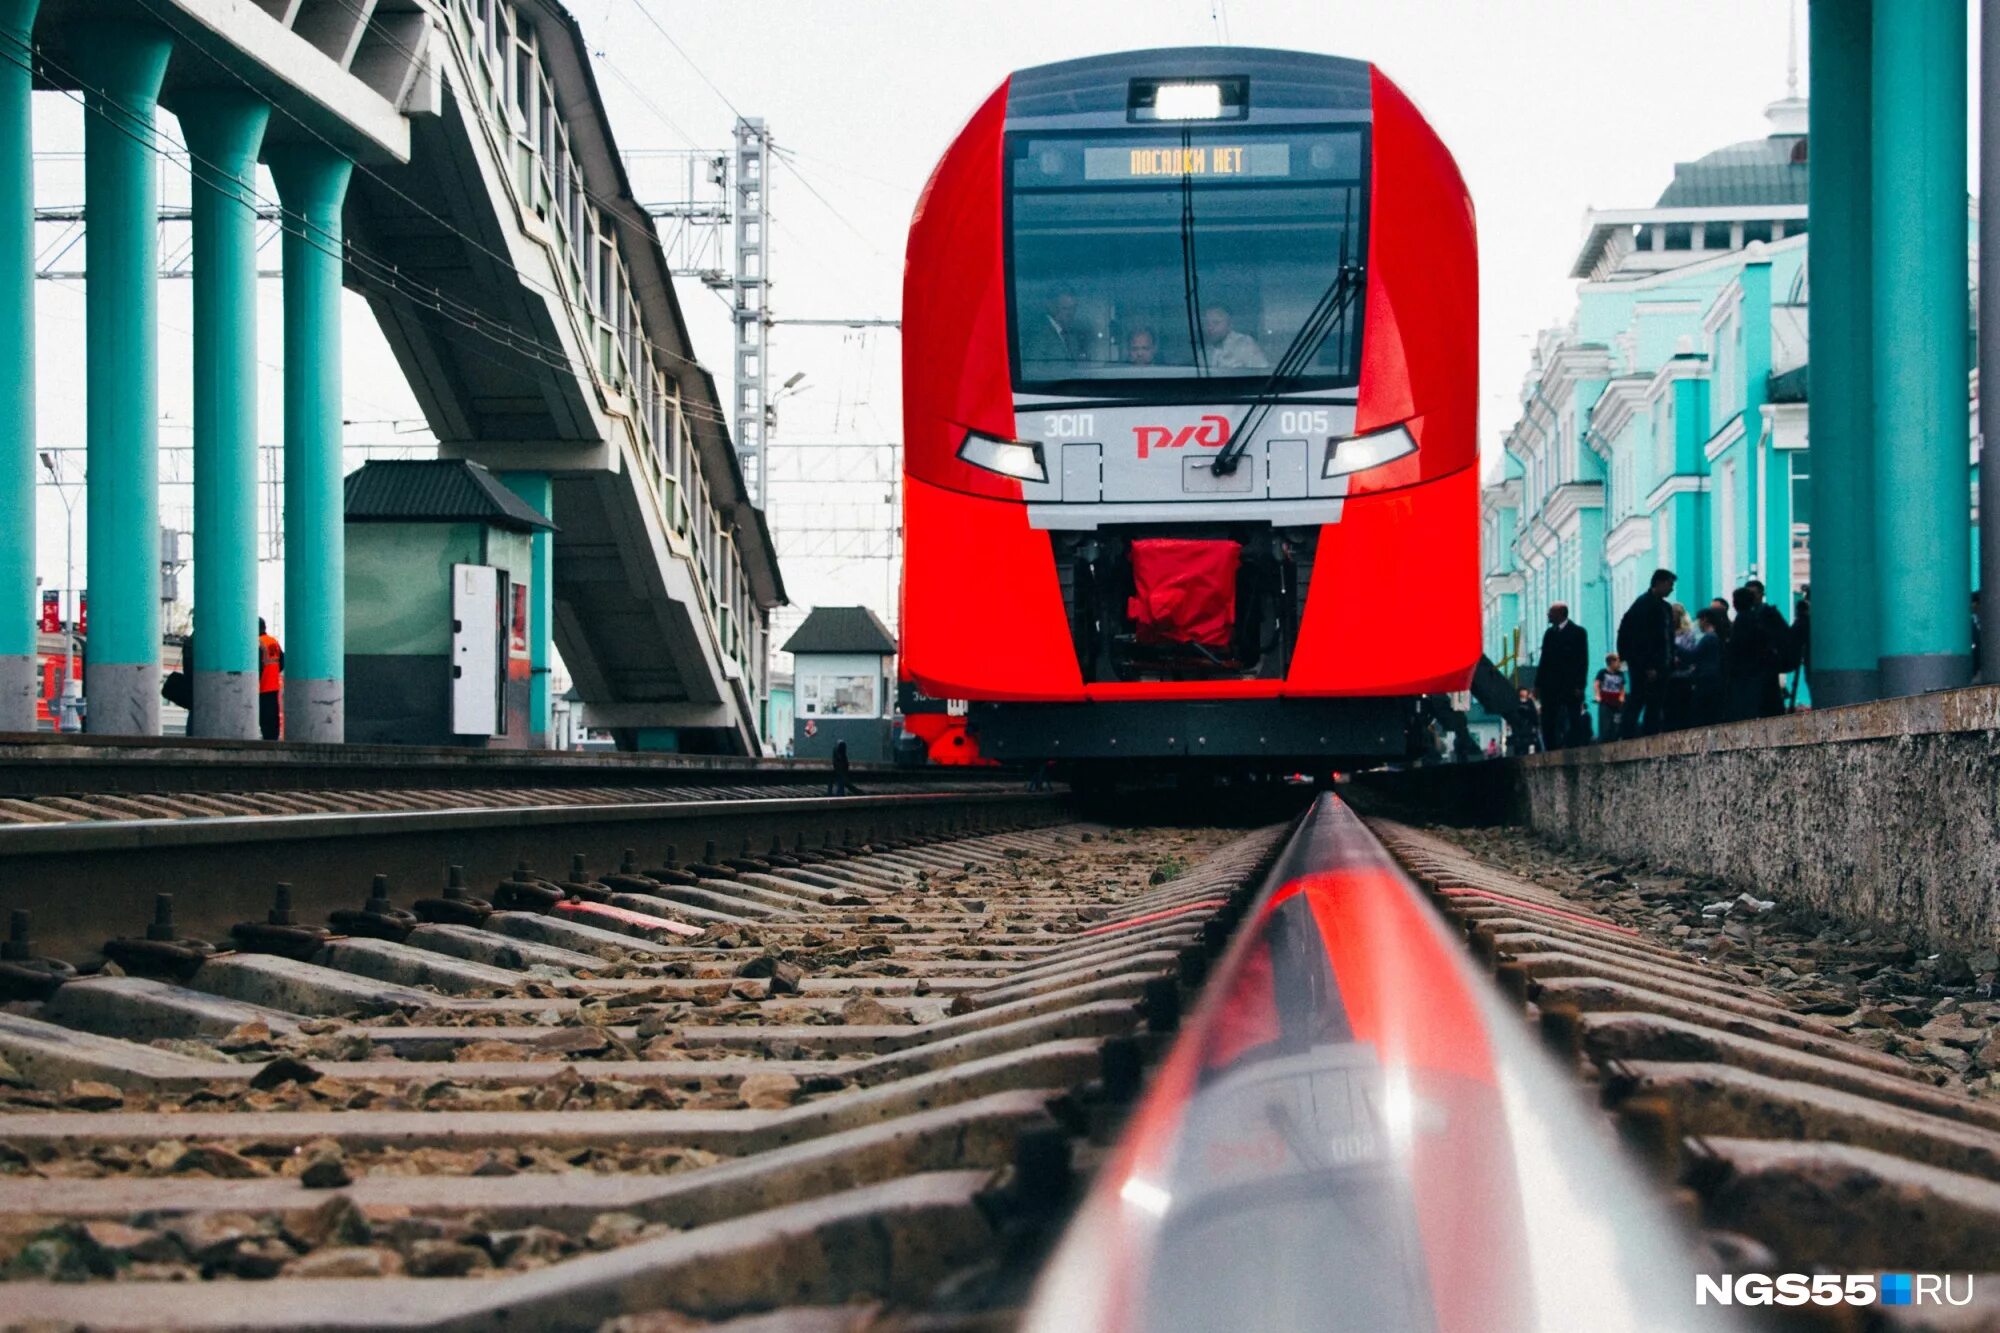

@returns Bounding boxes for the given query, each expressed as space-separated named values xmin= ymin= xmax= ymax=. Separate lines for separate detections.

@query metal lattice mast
xmin=733 ymin=117 xmax=770 ymax=506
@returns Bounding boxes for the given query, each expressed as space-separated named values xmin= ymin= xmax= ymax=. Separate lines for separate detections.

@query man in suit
xmin=1617 ymin=568 xmax=1679 ymax=737
xmin=1024 ymin=291 xmax=1088 ymax=366
xmin=1536 ymin=602 xmax=1589 ymax=750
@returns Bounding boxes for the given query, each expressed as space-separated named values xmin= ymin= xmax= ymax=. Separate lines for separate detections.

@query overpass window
xmin=513 ymin=42 xmax=534 ymax=127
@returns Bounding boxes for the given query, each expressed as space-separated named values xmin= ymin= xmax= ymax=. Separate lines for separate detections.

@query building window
xmin=1790 ymin=453 xmax=1811 ymax=526
xmin=1703 ymin=222 xmax=1731 ymax=250
xmin=799 ymin=673 xmax=876 ymax=717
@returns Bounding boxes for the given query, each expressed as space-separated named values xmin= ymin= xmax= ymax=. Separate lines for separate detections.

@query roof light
xmin=1322 ymin=423 xmax=1418 ymax=479
xmin=1154 ymin=82 xmax=1223 ymax=120
xmin=1128 ymin=76 xmax=1248 ymax=123
xmin=958 ymin=428 xmax=1047 ymax=484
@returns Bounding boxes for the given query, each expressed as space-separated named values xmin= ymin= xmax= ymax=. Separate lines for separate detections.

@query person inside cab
xmin=1201 ymin=304 xmax=1269 ymax=370
xmin=1125 ymin=326 xmax=1159 ymax=367
xmin=1025 ymin=290 xmax=1090 ymax=365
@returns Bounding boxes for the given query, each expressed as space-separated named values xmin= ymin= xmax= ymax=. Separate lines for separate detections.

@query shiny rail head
xmin=1022 ymin=794 xmax=1747 ymax=1333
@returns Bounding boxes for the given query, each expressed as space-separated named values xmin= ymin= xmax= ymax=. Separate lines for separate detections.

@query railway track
xmin=0 ymin=735 xmax=974 ymax=801
xmin=1376 ymin=817 xmax=2000 ymax=1330
xmin=6 ymin=791 xmax=1989 ymax=1329
xmin=0 ymin=780 xmax=1053 ymax=961
xmin=0 ymin=808 xmax=1280 ymax=1330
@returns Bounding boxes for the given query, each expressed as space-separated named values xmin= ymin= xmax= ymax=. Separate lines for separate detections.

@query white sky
xmin=27 ymin=1 xmax=1977 ymax=651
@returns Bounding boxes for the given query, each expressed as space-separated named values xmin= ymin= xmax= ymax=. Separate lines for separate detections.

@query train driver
xmin=1025 ymin=290 xmax=1090 ymax=364
xmin=1201 ymin=304 xmax=1269 ymax=370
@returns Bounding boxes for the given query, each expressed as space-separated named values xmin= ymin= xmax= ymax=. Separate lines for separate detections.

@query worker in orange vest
xmin=257 ymin=618 xmax=284 ymax=741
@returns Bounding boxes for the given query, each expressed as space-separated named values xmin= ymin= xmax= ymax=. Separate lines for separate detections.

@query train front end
xmin=901 ymin=49 xmax=1478 ymax=766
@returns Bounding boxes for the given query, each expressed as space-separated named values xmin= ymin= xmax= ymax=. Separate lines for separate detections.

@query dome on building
xmin=1654 ymin=101 xmax=1809 ymax=209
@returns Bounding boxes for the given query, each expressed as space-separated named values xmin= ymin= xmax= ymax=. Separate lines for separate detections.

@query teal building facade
xmin=1482 ymin=92 xmax=1978 ymax=733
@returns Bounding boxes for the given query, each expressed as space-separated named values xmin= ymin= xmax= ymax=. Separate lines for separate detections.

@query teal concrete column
xmin=1672 ymin=372 xmax=1711 ymax=600
xmin=1811 ymin=0 xmax=1879 ymax=705
xmin=77 ymin=25 xmax=173 ymax=736
xmin=1739 ymin=248 xmax=1778 ymax=590
xmin=0 ymin=0 xmax=37 ymax=732
xmin=1872 ymin=0 xmax=1971 ymax=697
xmin=499 ymin=471 xmax=553 ymax=745
xmin=179 ymin=91 xmax=268 ymax=740
xmin=269 ymin=144 xmax=352 ymax=742
xmin=1980 ymin=0 xmax=2000 ymax=681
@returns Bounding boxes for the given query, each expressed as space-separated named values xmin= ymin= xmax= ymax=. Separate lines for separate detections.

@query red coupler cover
xmin=1126 ymin=537 xmax=1240 ymax=648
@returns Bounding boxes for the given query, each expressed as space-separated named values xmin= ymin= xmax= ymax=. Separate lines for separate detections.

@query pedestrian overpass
xmin=4 ymin=0 xmax=781 ymax=752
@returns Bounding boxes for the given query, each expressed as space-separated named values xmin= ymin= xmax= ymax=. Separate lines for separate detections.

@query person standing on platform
xmin=1708 ymin=596 xmax=1733 ymax=643
xmin=1617 ymin=568 xmax=1678 ymax=737
xmin=829 ymin=738 xmax=851 ymax=797
xmin=1535 ymin=603 xmax=1588 ymax=749
xmin=1666 ymin=602 xmax=1699 ymax=730
xmin=1593 ymin=654 xmax=1627 ymax=741
xmin=1691 ymin=608 xmax=1727 ymax=724
xmin=1743 ymin=579 xmax=1793 ymax=717
xmin=257 ymin=619 xmax=284 ymax=741
xmin=1510 ymin=688 xmax=1542 ymax=755
xmin=1790 ymin=586 xmax=1813 ymax=708
xmin=1724 ymin=587 xmax=1778 ymax=722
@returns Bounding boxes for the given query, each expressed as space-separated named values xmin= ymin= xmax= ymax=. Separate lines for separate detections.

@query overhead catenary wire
xmin=616 ymin=1 xmax=883 ymax=254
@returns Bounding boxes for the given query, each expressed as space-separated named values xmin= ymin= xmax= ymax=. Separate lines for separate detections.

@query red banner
xmin=77 ymin=593 xmax=86 ymax=636
xmin=38 ymin=591 xmax=58 ymax=634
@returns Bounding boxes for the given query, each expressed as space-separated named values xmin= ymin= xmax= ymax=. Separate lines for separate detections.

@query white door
xmin=451 ymin=564 xmax=501 ymax=736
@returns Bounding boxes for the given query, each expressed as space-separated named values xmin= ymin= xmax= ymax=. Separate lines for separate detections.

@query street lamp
xmin=38 ymin=450 xmax=83 ymax=732
xmin=765 ymin=372 xmax=809 ymax=429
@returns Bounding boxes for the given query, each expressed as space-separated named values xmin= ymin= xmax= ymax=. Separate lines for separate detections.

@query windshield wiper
xmin=1178 ymin=125 xmax=1210 ymax=376
xmin=1210 ymin=256 xmax=1365 ymax=477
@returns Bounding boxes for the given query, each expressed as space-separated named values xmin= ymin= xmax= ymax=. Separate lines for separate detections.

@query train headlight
xmin=1129 ymin=76 xmax=1248 ymax=122
xmin=1322 ymin=423 xmax=1417 ymax=479
xmin=1153 ymin=83 xmax=1223 ymax=120
xmin=958 ymin=429 xmax=1048 ymax=483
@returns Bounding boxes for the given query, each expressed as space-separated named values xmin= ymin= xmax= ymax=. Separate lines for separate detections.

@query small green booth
xmin=344 ymin=460 xmax=556 ymax=748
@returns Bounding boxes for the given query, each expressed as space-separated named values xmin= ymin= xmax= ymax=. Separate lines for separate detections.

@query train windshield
xmin=1007 ymin=125 xmax=1367 ymax=398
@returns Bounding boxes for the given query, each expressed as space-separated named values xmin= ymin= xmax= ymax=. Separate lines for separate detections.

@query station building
xmin=1483 ymin=92 xmax=1979 ymax=734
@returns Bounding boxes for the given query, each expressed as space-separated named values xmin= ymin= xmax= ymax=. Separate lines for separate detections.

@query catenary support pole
xmin=179 ymin=91 xmax=268 ymax=739
xmin=0 ymin=0 xmax=37 ymax=732
xmin=269 ymin=144 xmax=352 ymax=743
xmin=1982 ymin=0 xmax=2000 ymax=682
xmin=499 ymin=471 xmax=554 ymax=745
xmin=77 ymin=24 xmax=173 ymax=735
xmin=1872 ymin=0 xmax=1971 ymax=698
xmin=1809 ymin=0 xmax=1879 ymax=705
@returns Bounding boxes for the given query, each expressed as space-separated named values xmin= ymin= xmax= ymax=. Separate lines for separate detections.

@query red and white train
xmin=900 ymin=48 xmax=1478 ymax=767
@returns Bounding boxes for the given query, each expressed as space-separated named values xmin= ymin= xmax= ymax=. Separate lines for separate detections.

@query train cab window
xmin=1007 ymin=126 xmax=1367 ymax=397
